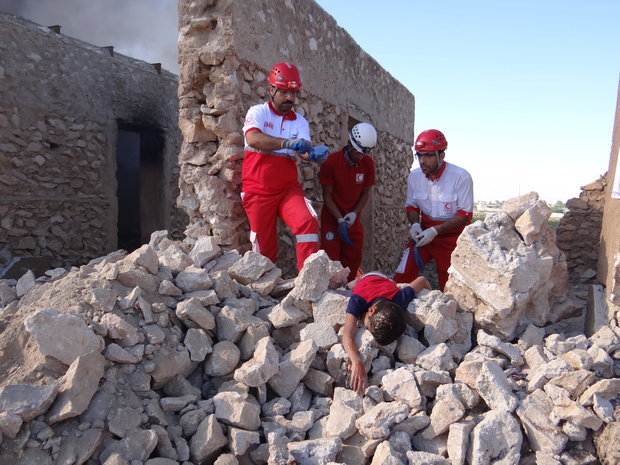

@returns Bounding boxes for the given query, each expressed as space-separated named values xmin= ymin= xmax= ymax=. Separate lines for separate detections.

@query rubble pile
xmin=446 ymin=192 xmax=578 ymax=340
xmin=0 ymin=223 xmax=619 ymax=464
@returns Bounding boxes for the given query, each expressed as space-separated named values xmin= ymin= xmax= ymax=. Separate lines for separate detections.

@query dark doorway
xmin=116 ymin=124 xmax=165 ymax=251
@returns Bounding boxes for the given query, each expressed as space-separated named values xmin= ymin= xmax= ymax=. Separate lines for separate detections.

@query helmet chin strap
xmin=430 ymin=150 xmax=443 ymax=175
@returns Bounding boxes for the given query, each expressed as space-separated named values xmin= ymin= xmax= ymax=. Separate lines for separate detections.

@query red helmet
xmin=268 ymin=62 xmax=302 ymax=90
xmin=414 ymin=129 xmax=447 ymax=152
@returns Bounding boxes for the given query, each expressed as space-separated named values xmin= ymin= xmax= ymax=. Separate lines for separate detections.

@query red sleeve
xmin=319 ymin=154 xmax=334 ymax=186
xmin=365 ymin=157 xmax=376 ymax=186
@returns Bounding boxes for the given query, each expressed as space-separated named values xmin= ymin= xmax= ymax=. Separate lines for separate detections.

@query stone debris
xmin=0 ymin=220 xmax=618 ymax=464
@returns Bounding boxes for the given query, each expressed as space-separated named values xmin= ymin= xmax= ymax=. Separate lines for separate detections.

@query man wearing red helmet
xmin=393 ymin=129 xmax=473 ymax=291
xmin=241 ymin=62 xmax=329 ymax=271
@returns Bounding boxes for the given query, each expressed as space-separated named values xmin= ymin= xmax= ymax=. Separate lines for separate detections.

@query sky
xmin=1 ymin=0 xmax=618 ymax=203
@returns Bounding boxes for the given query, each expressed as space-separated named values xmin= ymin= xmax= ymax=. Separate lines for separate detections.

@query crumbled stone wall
xmin=0 ymin=14 xmax=186 ymax=273
xmin=556 ymin=175 xmax=607 ymax=281
xmin=177 ymin=0 xmax=414 ymax=277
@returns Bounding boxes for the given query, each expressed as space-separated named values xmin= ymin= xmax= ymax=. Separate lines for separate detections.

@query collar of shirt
xmin=426 ymin=161 xmax=447 ymax=181
xmin=343 ymin=146 xmax=358 ymax=167
xmin=268 ymin=101 xmax=297 ymax=120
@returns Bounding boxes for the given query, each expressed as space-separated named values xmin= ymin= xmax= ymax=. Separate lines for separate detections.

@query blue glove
xmin=413 ymin=245 xmax=425 ymax=273
xmin=283 ymin=138 xmax=312 ymax=154
xmin=307 ymin=145 xmax=329 ymax=162
xmin=337 ymin=220 xmax=353 ymax=246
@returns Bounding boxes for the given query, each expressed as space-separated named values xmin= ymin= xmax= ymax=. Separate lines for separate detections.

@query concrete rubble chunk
xmin=299 ymin=322 xmax=338 ymax=350
xmin=370 ymin=440 xmax=406 ymax=465
xmin=447 ymin=420 xmax=475 ymax=465
xmin=47 ymin=350 xmax=105 ymax=424
xmin=190 ymin=235 xmax=221 ymax=266
xmin=233 ymin=336 xmax=279 ymax=386
xmin=190 ymin=414 xmax=228 ymax=463
xmin=185 ymin=327 xmax=213 ymax=361
xmin=287 ymin=437 xmax=343 ymax=465
xmin=228 ymin=250 xmax=274 ymax=285
xmin=250 ymin=266 xmax=283 ymax=295
xmin=269 ymin=293 xmax=310 ymax=328
xmin=381 ymin=366 xmax=423 ymax=411
xmin=477 ymin=329 xmax=524 ymax=365
xmin=216 ymin=304 xmax=266 ymax=342
xmin=100 ymin=429 xmax=159 ymax=463
xmin=324 ymin=387 xmax=364 ymax=439
xmin=445 ymin=193 xmax=574 ymax=340
xmin=356 ymin=401 xmax=410 ymax=440
xmin=24 ymin=308 xmax=104 ymax=365
xmin=175 ymin=265 xmax=213 ymax=292
xmin=312 ymin=290 xmax=348 ymax=329
xmin=474 ymin=360 xmax=519 ymax=412
xmin=553 ymin=395 xmax=604 ymax=430
xmin=405 ymin=451 xmax=451 ymax=464
xmin=16 ymin=269 xmax=36 ymax=297
xmin=421 ymin=397 xmax=466 ymax=439
xmin=468 ymin=409 xmax=522 ymax=465
xmin=579 ymin=378 xmax=620 ymax=405
xmin=269 ymin=339 xmax=318 ymax=398
xmin=0 ymin=411 xmax=23 ymax=439
xmin=516 ymin=389 xmax=568 ymax=455
xmin=176 ymin=296 xmax=216 ymax=330
xmin=213 ymin=390 xmax=261 ymax=430
xmin=291 ymin=251 xmax=341 ymax=302
xmin=0 ymin=382 xmax=58 ymax=421
xmin=99 ymin=312 xmax=140 ymax=345
xmin=205 ymin=340 xmax=241 ymax=376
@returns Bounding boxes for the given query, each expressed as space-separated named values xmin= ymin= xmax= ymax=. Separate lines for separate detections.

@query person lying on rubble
xmin=342 ymin=272 xmax=431 ymax=394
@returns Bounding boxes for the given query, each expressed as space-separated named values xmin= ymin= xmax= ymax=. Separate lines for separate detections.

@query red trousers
xmin=242 ymin=186 xmax=319 ymax=271
xmin=320 ymin=209 xmax=363 ymax=282
xmin=393 ymin=231 xmax=460 ymax=291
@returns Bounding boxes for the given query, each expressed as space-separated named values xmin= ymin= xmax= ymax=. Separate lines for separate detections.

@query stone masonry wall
xmin=0 ymin=14 xmax=186 ymax=273
xmin=556 ymin=175 xmax=607 ymax=281
xmin=177 ymin=0 xmax=414 ymax=278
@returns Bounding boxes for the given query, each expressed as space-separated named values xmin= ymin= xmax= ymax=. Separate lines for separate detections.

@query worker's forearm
xmin=323 ymin=195 xmax=343 ymax=220
xmin=351 ymin=190 xmax=371 ymax=215
xmin=343 ymin=335 xmax=362 ymax=364
xmin=407 ymin=210 xmax=420 ymax=225
xmin=246 ymin=131 xmax=287 ymax=152
xmin=434 ymin=215 xmax=468 ymax=234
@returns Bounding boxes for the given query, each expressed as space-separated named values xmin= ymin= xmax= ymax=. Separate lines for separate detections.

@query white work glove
xmin=343 ymin=212 xmax=357 ymax=226
xmin=415 ymin=227 xmax=438 ymax=247
xmin=409 ymin=223 xmax=423 ymax=241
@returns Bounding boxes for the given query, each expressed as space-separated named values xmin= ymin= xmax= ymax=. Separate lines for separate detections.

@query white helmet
xmin=349 ymin=122 xmax=377 ymax=154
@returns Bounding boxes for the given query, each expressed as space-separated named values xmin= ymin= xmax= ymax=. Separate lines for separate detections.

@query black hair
xmin=367 ymin=299 xmax=408 ymax=345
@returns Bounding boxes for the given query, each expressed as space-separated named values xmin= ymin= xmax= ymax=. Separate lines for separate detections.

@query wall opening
xmin=116 ymin=123 xmax=165 ymax=251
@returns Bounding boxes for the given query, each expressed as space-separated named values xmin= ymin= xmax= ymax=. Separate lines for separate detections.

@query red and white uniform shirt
xmin=242 ymin=101 xmax=311 ymax=195
xmin=406 ymin=162 xmax=473 ymax=230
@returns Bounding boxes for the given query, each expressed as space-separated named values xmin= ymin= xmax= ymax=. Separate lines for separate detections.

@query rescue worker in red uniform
xmin=319 ymin=122 xmax=377 ymax=282
xmin=241 ymin=63 xmax=329 ymax=271
xmin=394 ymin=129 xmax=473 ymax=291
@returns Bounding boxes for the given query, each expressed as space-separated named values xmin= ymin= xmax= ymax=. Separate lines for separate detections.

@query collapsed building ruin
xmin=1 ymin=0 xmax=620 ymax=464
xmin=0 ymin=13 xmax=186 ymax=278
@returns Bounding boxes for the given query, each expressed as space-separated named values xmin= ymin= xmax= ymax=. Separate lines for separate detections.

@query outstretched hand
xmin=307 ymin=145 xmax=329 ymax=162
xmin=282 ymin=138 xmax=312 ymax=154
xmin=349 ymin=359 xmax=368 ymax=395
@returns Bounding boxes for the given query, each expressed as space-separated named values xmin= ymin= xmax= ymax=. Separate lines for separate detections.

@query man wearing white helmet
xmin=319 ymin=122 xmax=377 ymax=282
